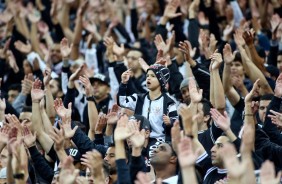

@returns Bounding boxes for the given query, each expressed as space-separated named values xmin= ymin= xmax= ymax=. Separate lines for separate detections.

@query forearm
xmin=210 ymin=71 xmax=215 ymax=106
xmin=115 ymin=140 xmax=126 ymax=159
xmin=247 ymin=44 xmax=267 ymax=74
xmin=181 ymin=167 xmax=198 ymax=184
xmin=239 ymin=46 xmax=273 ymax=94
xmin=88 ymin=101 xmax=98 ymax=140
xmin=213 ymin=69 xmax=225 ymax=110
xmin=30 ymin=23 xmax=44 ymax=58
xmin=224 ymin=129 xmax=237 ymax=142
xmin=105 ymin=124 xmax=114 ymax=136
xmin=70 ymin=16 xmax=83 ymax=60
xmin=7 ymin=155 xmax=14 ymax=184
xmin=45 ymin=85 xmax=56 ymax=125
xmin=12 ymin=93 xmax=27 ymax=114
xmin=41 ymin=108 xmax=54 ymax=133
xmin=56 ymin=148 xmax=68 ymax=162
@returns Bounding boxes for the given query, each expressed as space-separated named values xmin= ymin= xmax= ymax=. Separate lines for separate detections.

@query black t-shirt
xmin=230 ymin=97 xmax=245 ymax=136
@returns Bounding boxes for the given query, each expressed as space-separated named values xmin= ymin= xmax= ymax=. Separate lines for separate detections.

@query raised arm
xmin=222 ymin=43 xmax=241 ymax=106
xmin=210 ymin=52 xmax=225 ymax=110
xmin=44 ymin=68 xmax=56 ymax=124
xmin=31 ymin=79 xmax=53 ymax=153
xmin=234 ymin=30 xmax=273 ymax=95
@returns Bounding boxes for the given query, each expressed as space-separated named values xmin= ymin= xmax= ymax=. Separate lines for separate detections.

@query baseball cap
xmin=90 ymin=73 xmax=110 ymax=86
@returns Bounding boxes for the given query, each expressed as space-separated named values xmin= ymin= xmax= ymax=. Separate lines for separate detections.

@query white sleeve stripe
xmin=196 ymin=151 xmax=208 ymax=164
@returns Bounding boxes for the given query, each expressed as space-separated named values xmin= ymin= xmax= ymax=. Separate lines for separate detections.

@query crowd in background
xmin=0 ymin=0 xmax=282 ymax=183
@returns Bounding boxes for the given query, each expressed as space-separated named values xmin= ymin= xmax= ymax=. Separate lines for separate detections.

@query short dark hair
xmin=8 ymin=84 xmax=21 ymax=92
xmin=260 ymin=94 xmax=273 ymax=101
xmin=52 ymin=77 xmax=62 ymax=91
xmin=200 ymin=99 xmax=213 ymax=116
xmin=234 ymin=52 xmax=242 ymax=63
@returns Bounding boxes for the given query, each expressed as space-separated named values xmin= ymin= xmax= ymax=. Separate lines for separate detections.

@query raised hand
xmin=106 ymin=104 xmax=120 ymax=124
xmin=6 ymin=114 xmax=22 ymax=130
xmin=49 ymin=127 xmax=65 ymax=151
xmin=121 ymin=69 xmax=132 ymax=84
xmin=60 ymin=38 xmax=72 ymax=59
xmin=104 ymin=37 xmax=114 ymax=54
xmin=178 ymin=137 xmax=199 ymax=168
xmin=95 ymin=113 xmax=107 ymax=134
xmin=43 ymin=67 xmax=51 ymax=87
xmin=0 ymin=124 xmax=11 ymax=145
xmin=7 ymin=50 xmax=19 ymax=73
xmin=69 ymin=65 xmax=85 ymax=82
xmin=268 ymin=110 xmax=282 ymax=128
xmin=154 ymin=34 xmax=170 ymax=56
xmin=210 ymin=109 xmax=230 ymax=132
xmin=79 ymin=75 xmax=93 ymax=97
xmin=234 ymin=29 xmax=245 ymax=47
xmin=22 ymin=125 xmax=36 ymax=148
xmin=178 ymin=41 xmax=196 ymax=62
xmin=54 ymin=98 xmax=72 ymax=120
xmin=260 ymin=160 xmax=282 ymax=184
xmin=14 ymin=40 xmax=32 ymax=54
xmin=31 ymin=78 xmax=44 ymax=102
xmin=37 ymin=21 xmax=49 ymax=34
xmin=220 ymin=143 xmax=246 ymax=179
xmin=27 ymin=9 xmax=41 ymax=23
xmin=59 ymin=156 xmax=79 ymax=184
xmin=223 ymin=43 xmax=235 ymax=64
xmin=274 ymin=73 xmax=282 ymax=98
xmin=21 ymin=74 xmax=34 ymax=95
xmin=114 ymin=114 xmax=134 ymax=141
xmin=178 ymin=103 xmax=192 ymax=123
xmin=81 ymin=150 xmax=104 ymax=177
xmin=245 ymin=79 xmax=260 ymax=103
xmin=242 ymin=30 xmax=254 ymax=46
xmin=113 ymin=43 xmax=125 ymax=57
xmin=189 ymin=77 xmax=202 ymax=103
xmin=128 ymin=120 xmax=146 ymax=148
xmin=163 ymin=0 xmax=182 ymax=19
xmin=210 ymin=51 xmax=223 ymax=71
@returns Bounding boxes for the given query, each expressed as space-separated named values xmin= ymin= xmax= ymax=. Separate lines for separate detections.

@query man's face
xmin=181 ymin=86 xmax=190 ymax=105
xmin=196 ymin=102 xmax=205 ymax=124
xmin=230 ymin=61 xmax=244 ymax=76
xmin=23 ymin=60 xmax=33 ymax=75
xmin=104 ymin=147 xmax=116 ymax=174
xmin=92 ymin=81 xmax=109 ymax=100
xmin=259 ymin=100 xmax=271 ymax=123
xmin=150 ymin=143 xmax=175 ymax=166
xmin=277 ymin=55 xmax=282 ymax=73
xmin=146 ymin=70 xmax=160 ymax=91
xmin=51 ymin=44 xmax=62 ymax=64
xmin=127 ymin=51 xmax=142 ymax=72
xmin=210 ymin=136 xmax=229 ymax=168
xmin=8 ymin=90 xmax=19 ymax=104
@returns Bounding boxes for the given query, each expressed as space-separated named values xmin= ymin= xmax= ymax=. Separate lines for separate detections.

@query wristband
xmin=13 ymin=173 xmax=24 ymax=179
xmin=86 ymin=96 xmax=96 ymax=102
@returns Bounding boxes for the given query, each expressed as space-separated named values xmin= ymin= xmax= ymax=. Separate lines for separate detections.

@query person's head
xmin=126 ymin=50 xmax=142 ymax=72
xmin=230 ymin=52 xmax=244 ymax=76
xmin=277 ymin=51 xmax=282 ymax=73
xmin=19 ymin=106 xmax=32 ymax=127
xmin=7 ymin=84 xmax=21 ymax=104
xmin=49 ymin=78 xmax=63 ymax=98
xmin=180 ymin=79 xmax=190 ymax=105
xmin=90 ymin=73 xmax=110 ymax=101
xmin=150 ymin=142 xmax=177 ymax=169
xmin=210 ymin=136 xmax=230 ymax=168
xmin=104 ymin=144 xmax=117 ymax=175
xmin=258 ymin=94 xmax=273 ymax=123
xmin=146 ymin=64 xmax=170 ymax=92
xmin=23 ymin=59 xmax=33 ymax=75
xmin=196 ymin=99 xmax=212 ymax=127
xmin=50 ymin=43 xmax=62 ymax=64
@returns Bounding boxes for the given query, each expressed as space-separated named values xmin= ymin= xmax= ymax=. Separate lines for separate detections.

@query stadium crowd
xmin=0 ymin=0 xmax=282 ymax=183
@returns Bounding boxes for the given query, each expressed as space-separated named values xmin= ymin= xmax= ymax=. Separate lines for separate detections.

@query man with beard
xmin=103 ymin=144 xmax=118 ymax=184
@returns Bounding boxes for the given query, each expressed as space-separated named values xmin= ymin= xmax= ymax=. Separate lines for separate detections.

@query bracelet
xmin=244 ymin=114 xmax=253 ymax=116
xmin=86 ymin=96 xmax=96 ymax=102
xmin=186 ymin=134 xmax=194 ymax=139
xmin=13 ymin=173 xmax=24 ymax=179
